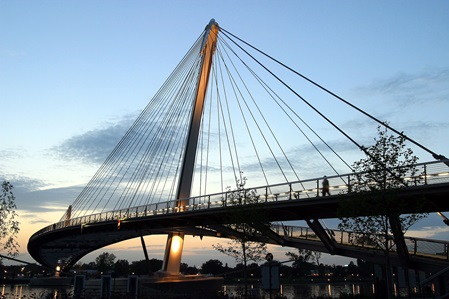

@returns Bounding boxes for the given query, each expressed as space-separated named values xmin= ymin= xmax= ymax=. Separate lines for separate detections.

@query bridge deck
xmin=28 ymin=160 xmax=449 ymax=272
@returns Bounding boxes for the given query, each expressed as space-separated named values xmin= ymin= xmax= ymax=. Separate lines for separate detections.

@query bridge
xmin=28 ymin=19 xmax=449 ymax=279
xmin=28 ymin=160 xmax=449 ymax=273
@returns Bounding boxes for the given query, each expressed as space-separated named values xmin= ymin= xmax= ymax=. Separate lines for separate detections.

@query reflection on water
xmin=2 ymin=283 xmax=368 ymax=299
xmin=1 ymin=282 xmax=417 ymax=298
xmin=1 ymin=284 xmax=71 ymax=299
xmin=1 ymin=284 xmax=24 ymax=298
xmin=2 ymin=283 xmax=370 ymax=299
xmin=223 ymin=282 xmax=374 ymax=299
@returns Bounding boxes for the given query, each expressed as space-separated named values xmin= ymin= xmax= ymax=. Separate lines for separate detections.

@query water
xmin=223 ymin=282 xmax=373 ymax=298
xmin=1 ymin=283 xmax=373 ymax=298
xmin=1 ymin=284 xmax=73 ymax=298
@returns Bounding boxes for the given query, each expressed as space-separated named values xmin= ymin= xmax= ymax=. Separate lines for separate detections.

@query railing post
xmin=424 ymin=163 xmax=428 ymax=185
xmin=444 ymin=244 xmax=449 ymax=261
xmin=316 ymin=179 xmax=320 ymax=197
xmin=347 ymin=175 xmax=351 ymax=193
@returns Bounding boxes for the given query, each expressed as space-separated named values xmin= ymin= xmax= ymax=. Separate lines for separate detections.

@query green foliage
xmin=214 ymin=176 xmax=268 ymax=265
xmin=180 ymin=262 xmax=199 ymax=275
xmin=286 ymin=249 xmax=321 ymax=267
xmin=201 ymin=259 xmax=224 ymax=275
xmin=214 ymin=175 xmax=269 ymax=296
xmin=338 ymin=125 xmax=427 ymax=253
xmin=114 ymin=259 xmax=129 ymax=277
xmin=214 ymin=240 xmax=267 ymax=265
xmin=351 ymin=125 xmax=422 ymax=193
xmin=0 ymin=181 xmax=20 ymax=257
xmin=129 ymin=259 xmax=157 ymax=275
xmin=223 ymin=176 xmax=261 ymax=206
xmin=95 ymin=252 xmax=116 ymax=274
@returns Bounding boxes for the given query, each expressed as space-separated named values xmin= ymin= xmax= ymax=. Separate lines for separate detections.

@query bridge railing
xmin=273 ymin=224 xmax=449 ymax=262
xmin=30 ymin=160 xmax=449 ymax=240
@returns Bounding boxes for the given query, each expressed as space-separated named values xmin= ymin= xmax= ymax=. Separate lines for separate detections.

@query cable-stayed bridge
xmin=28 ymin=19 xmax=449 ymax=276
xmin=29 ymin=161 xmax=449 ymax=273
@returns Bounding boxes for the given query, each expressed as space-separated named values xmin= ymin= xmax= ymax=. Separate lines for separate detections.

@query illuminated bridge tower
xmin=161 ymin=19 xmax=219 ymax=275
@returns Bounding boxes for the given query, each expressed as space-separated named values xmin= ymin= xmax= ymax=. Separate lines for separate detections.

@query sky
xmin=1 ymin=1 xmax=449 ymax=268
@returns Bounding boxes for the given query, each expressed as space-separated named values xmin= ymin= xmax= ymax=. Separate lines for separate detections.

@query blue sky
xmin=1 ymin=1 xmax=449 ymax=267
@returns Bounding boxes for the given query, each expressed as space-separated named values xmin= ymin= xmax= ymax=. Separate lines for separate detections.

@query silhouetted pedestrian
xmin=322 ymin=176 xmax=330 ymax=196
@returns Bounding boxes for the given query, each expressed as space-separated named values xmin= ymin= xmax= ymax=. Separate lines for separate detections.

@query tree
xmin=95 ymin=252 xmax=116 ymax=274
xmin=180 ymin=262 xmax=198 ymax=275
xmin=114 ymin=259 xmax=129 ymax=277
xmin=213 ymin=176 xmax=268 ymax=297
xmin=128 ymin=258 xmax=162 ymax=275
xmin=201 ymin=259 xmax=224 ymax=275
xmin=286 ymin=249 xmax=321 ymax=276
xmin=148 ymin=258 xmax=163 ymax=273
xmin=130 ymin=260 xmax=148 ymax=275
xmin=0 ymin=181 xmax=20 ymax=257
xmin=338 ymin=124 xmax=427 ymax=299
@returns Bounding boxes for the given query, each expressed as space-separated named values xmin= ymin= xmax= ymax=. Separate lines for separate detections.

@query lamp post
xmin=266 ymin=253 xmax=273 ymax=299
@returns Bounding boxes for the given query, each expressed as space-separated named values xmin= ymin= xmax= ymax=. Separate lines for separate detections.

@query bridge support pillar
xmin=161 ymin=232 xmax=185 ymax=275
xmin=306 ymin=219 xmax=337 ymax=254
xmin=158 ymin=19 xmax=219 ymax=277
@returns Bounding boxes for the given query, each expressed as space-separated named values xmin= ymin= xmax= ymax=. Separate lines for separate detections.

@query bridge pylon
xmin=160 ymin=19 xmax=219 ymax=275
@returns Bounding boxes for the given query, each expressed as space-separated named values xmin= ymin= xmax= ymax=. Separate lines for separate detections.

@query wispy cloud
xmin=20 ymin=213 xmax=52 ymax=225
xmin=49 ymin=114 xmax=135 ymax=164
xmin=407 ymin=226 xmax=449 ymax=239
xmin=0 ymin=148 xmax=25 ymax=160
xmin=6 ymin=175 xmax=47 ymax=192
xmin=15 ymin=183 xmax=83 ymax=213
xmin=354 ymin=67 xmax=449 ymax=108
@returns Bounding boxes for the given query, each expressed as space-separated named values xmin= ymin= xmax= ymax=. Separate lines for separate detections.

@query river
xmin=224 ymin=282 xmax=374 ymax=298
xmin=1 ymin=282 xmax=376 ymax=298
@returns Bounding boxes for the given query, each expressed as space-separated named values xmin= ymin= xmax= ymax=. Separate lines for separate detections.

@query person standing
xmin=322 ymin=176 xmax=330 ymax=196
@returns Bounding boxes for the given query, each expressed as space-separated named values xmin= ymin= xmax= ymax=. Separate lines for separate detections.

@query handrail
xmin=273 ymin=224 xmax=449 ymax=262
xmin=30 ymin=160 xmax=449 ymax=241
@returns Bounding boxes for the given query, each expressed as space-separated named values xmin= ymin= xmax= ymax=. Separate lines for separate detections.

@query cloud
xmin=20 ymin=213 xmax=51 ymax=225
xmin=0 ymin=148 xmax=25 ymax=160
xmin=342 ymin=68 xmax=449 ymax=158
xmin=50 ymin=114 xmax=136 ymax=164
xmin=0 ymin=149 xmax=26 ymax=175
xmin=257 ymin=140 xmax=360 ymax=177
xmin=354 ymin=67 xmax=449 ymax=107
xmin=407 ymin=226 xmax=449 ymax=240
xmin=28 ymin=67 xmax=448 ymax=220
xmin=15 ymin=183 xmax=83 ymax=214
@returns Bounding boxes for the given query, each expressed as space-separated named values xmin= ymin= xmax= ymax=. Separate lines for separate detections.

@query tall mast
xmin=161 ymin=19 xmax=219 ymax=275
xmin=177 ymin=18 xmax=219 ymax=204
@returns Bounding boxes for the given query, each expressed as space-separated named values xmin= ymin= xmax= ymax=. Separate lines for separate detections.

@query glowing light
xmin=171 ymin=235 xmax=183 ymax=253
xmin=56 ymin=266 xmax=61 ymax=272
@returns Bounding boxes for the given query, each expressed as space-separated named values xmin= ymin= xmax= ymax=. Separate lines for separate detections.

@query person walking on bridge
xmin=322 ymin=176 xmax=330 ymax=196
